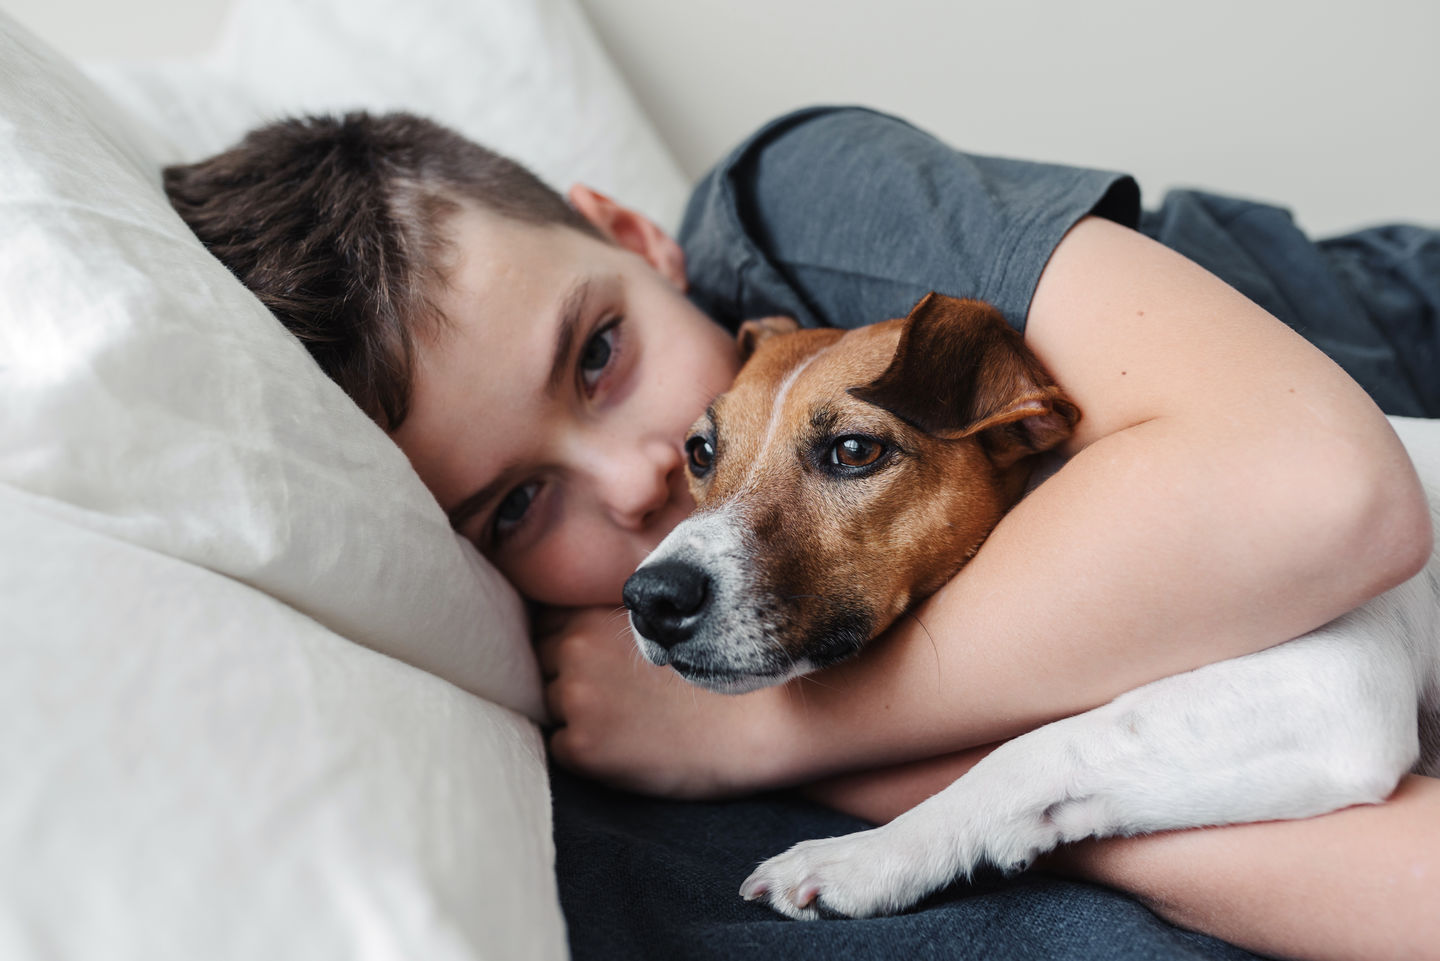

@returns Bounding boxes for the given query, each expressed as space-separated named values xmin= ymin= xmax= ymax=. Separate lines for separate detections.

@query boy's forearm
xmin=797 ymin=745 xmax=993 ymax=823
xmin=1046 ymin=774 xmax=1440 ymax=961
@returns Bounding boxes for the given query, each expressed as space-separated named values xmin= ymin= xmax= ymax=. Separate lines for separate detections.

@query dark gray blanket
xmin=551 ymin=768 xmax=1272 ymax=961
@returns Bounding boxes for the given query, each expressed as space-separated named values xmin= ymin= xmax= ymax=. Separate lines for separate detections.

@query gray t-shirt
xmin=679 ymin=105 xmax=1437 ymax=416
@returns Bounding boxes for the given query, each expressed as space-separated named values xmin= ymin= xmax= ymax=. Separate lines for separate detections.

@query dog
xmin=623 ymin=292 xmax=1440 ymax=921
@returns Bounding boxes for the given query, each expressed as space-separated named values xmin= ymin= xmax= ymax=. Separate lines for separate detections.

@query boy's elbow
xmin=1371 ymin=470 xmax=1433 ymax=589
xmin=1327 ymin=441 xmax=1433 ymax=598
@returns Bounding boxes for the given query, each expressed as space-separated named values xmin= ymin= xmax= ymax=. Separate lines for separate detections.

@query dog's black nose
xmin=623 ymin=560 xmax=711 ymax=649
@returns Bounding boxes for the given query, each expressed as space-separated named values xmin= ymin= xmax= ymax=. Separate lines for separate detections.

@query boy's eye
xmin=579 ymin=319 xmax=620 ymax=390
xmin=493 ymin=481 xmax=540 ymax=540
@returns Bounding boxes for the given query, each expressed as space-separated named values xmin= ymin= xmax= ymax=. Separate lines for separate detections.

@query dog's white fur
xmin=634 ymin=416 xmax=1440 ymax=920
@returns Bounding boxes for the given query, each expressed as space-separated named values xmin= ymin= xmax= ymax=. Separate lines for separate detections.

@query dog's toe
xmin=741 ymin=827 xmax=932 ymax=920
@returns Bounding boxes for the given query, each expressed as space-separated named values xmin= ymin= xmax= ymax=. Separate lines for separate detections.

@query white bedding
xmin=0 ymin=0 xmax=690 ymax=956
xmin=2 ymin=487 xmax=559 ymax=959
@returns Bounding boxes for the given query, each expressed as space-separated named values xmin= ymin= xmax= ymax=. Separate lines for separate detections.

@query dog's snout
xmin=623 ymin=560 xmax=711 ymax=648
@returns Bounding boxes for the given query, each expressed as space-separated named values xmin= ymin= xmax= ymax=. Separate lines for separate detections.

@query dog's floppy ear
xmin=849 ymin=293 xmax=1079 ymax=468
xmin=736 ymin=315 xmax=801 ymax=363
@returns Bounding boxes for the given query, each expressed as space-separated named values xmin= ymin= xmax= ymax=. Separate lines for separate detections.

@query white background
xmin=4 ymin=0 xmax=1438 ymax=236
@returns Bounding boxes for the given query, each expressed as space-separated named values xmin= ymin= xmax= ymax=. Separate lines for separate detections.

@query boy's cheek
xmin=509 ymin=525 xmax=639 ymax=608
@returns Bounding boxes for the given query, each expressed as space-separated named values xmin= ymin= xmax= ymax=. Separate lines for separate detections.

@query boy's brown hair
xmin=164 ymin=111 xmax=600 ymax=430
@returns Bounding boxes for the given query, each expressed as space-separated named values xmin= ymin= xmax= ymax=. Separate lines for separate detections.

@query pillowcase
xmin=84 ymin=0 xmax=691 ymax=231
xmin=1 ymin=3 xmax=544 ymax=722
xmin=0 ymin=484 xmax=566 ymax=961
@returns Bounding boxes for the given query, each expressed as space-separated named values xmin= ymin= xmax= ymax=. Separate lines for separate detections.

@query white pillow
xmin=0 ymin=10 xmax=540 ymax=723
xmin=0 ymin=484 xmax=566 ymax=961
xmin=85 ymin=0 xmax=691 ymax=230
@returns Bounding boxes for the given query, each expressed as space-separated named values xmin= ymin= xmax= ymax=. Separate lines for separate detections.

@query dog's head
xmin=623 ymin=293 xmax=1079 ymax=692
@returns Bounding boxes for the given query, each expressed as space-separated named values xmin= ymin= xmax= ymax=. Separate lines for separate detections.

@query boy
xmin=166 ymin=107 xmax=1439 ymax=959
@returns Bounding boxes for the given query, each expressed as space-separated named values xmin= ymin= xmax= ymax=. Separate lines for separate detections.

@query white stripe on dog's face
xmin=744 ymin=349 xmax=823 ymax=492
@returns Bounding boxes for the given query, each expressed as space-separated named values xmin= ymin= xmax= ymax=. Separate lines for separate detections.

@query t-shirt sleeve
xmin=679 ymin=106 xmax=1139 ymax=335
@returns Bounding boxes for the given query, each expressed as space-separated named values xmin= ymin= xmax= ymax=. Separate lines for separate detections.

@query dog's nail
xmin=739 ymin=877 xmax=768 ymax=901
xmin=794 ymin=880 xmax=821 ymax=908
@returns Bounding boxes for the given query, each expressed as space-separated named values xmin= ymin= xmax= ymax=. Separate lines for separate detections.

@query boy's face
xmin=392 ymin=192 xmax=741 ymax=608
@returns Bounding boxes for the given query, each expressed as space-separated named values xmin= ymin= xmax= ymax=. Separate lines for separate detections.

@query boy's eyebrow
xmin=545 ymin=277 xmax=593 ymax=394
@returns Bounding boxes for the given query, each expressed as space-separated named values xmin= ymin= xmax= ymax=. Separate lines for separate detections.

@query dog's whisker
xmin=765 ymin=627 xmax=811 ymax=686
xmin=794 ymin=671 xmax=841 ymax=694
xmin=900 ymin=609 xmax=942 ymax=681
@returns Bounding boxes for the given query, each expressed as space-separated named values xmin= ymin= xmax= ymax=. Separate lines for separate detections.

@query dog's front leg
xmin=743 ymin=592 xmax=1428 ymax=920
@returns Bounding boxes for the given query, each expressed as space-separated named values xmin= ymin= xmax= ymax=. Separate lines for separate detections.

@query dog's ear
xmin=736 ymin=315 xmax=801 ymax=363
xmin=849 ymin=293 xmax=1079 ymax=468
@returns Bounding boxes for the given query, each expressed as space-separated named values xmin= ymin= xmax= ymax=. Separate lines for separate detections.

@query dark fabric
xmin=680 ymin=105 xmax=1140 ymax=337
xmin=1318 ymin=224 xmax=1440 ymax=416
xmin=1138 ymin=192 xmax=1439 ymax=416
xmin=553 ymin=768 xmax=1272 ymax=961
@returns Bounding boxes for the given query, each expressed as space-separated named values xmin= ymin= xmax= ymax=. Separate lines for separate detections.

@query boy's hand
xmin=534 ymin=605 xmax=790 ymax=798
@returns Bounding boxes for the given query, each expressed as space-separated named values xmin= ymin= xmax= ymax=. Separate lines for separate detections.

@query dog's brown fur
xmin=683 ymin=293 xmax=1079 ymax=665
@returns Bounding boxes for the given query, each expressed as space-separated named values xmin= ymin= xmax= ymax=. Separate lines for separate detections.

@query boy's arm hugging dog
xmin=545 ymin=213 xmax=1431 ymax=802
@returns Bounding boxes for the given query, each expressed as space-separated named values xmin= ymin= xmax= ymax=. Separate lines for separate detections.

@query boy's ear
xmin=849 ymin=293 xmax=1080 ymax=468
xmin=567 ymin=184 xmax=687 ymax=289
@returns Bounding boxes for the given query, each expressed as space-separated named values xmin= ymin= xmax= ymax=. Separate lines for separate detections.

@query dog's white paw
xmin=739 ymin=824 xmax=953 ymax=920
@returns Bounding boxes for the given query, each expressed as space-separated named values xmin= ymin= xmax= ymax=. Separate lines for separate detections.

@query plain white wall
xmin=2 ymin=0 xmax=227 ymax=57
xmin=4 ymin=0 xmax=1438 ymax=235
xmin=573 ymin=0 xmax=1440 ymax=235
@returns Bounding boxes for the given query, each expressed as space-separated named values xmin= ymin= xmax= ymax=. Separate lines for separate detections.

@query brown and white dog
xmin=623 ymin=293 xmax=1440 ymax=920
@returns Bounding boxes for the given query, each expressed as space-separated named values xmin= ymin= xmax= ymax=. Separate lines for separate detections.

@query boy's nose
xmin=596 ymin=439 xmax=682 ymax=530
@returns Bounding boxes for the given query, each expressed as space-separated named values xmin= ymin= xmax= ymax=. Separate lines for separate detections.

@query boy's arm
xmin=805 ymin=758 xmax=1440 ymax=961
xmin=542 ymin=216 xmax=1430 ymax=795
xmin=1047 ymin=773 xmax=1440 ymax=961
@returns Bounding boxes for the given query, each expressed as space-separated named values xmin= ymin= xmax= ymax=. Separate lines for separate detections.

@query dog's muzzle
xmin=622 ymin=559 xmax=712 ymax=648
xmin=622 ymin=509 xmax=818 ymax=693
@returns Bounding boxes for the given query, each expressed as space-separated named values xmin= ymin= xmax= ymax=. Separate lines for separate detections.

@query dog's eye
xmin=830 ymin=435 xmax=884 ymax=469
xmin=685 ymin=434 xmax=715 ymax=477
